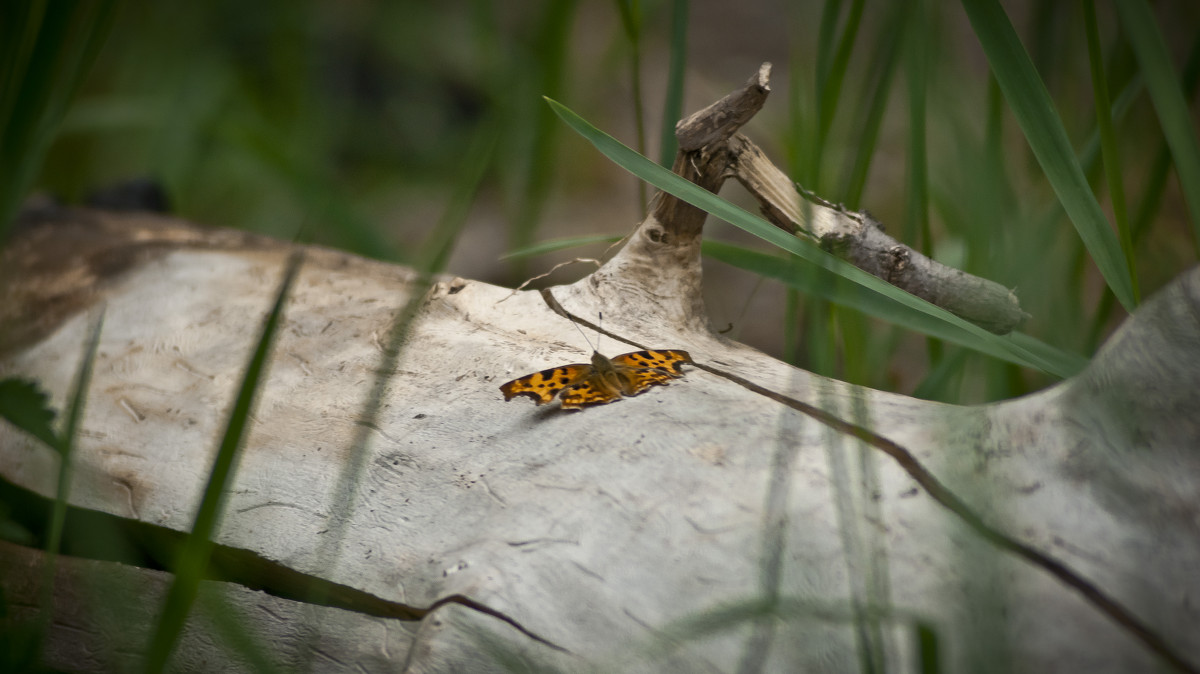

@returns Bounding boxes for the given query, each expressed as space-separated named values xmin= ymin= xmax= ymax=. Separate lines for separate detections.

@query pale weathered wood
xmin=2 ymin=62 xmax=1199 ymax=673
xmin=0 ymin=539 xmax=420 ymax=673
xmin=0 ymin=205 xmax=1198 ymax=672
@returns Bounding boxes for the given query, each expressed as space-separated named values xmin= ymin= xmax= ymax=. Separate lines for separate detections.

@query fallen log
xmin=1 ymin=66 xmax=1198 ymax=674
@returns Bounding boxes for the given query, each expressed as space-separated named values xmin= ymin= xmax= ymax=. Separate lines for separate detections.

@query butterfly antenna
xmin=568 ymin=311 xmax=598 ymax=354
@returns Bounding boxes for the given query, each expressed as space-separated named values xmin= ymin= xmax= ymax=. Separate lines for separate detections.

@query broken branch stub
xmin=552 ymin=63 xmax=771 ymax=333
xmin=675 ymin=62 xmax=772 ymax=153
xmin=606 ymin=61 xmax=1028 ymax=335
xmin=726 ymin=133 xmax=1029 ymax=334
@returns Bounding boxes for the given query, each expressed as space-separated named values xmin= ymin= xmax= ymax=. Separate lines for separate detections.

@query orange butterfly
xmin=500 ymin=350 xmax=693 ymax=410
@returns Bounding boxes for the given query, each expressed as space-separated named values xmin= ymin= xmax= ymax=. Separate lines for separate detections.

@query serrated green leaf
xmin=0 ymin=378 xmax=60 ymax=451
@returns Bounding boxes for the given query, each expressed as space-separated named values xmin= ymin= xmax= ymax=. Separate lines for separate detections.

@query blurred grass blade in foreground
xmin=1115 ymin=0 xmax=1200 ymax=256
xmin=0 ymin=1 xmax=117 ymax=239
xmin=144 ymin=252 xmax=303 ymax=673
xmin=959 ymin=0 xmax=1137 ymax=310
xmin=547 ymin=97 xmax=1085 ymax=377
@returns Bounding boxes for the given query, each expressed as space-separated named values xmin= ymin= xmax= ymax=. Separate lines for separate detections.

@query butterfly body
xmin=500 ymin=349 xmax=693 ymax=410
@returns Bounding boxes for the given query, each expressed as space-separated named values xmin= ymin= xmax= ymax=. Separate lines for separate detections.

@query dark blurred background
xmin=8 ymin=0 xmax=1200 ymax=402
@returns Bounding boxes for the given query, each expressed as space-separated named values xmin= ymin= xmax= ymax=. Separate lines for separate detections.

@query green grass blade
xmin=905 ymin=0 xmax=944 ymax=380
xmin=42 ymin=309 xmax=104 ymax=592
xmin=809 ymin=0 xmax=866 ymax=188
xmin=1077 ymin=73 xmax=1143 ymax=174
xmin=547 ymin=96 xmax=1085 ymax=376
xmin=658 ymin=0 xmax=688 ymax=166
xmin=614 ymin=0 xmax=648 ymax=211
xmin=1131 ymin=29 xmax=1200 ymax=244
xmin=1115 ymin=0 xmax=1200 ymax=256
xmin=910 ymin=347 xmax=968 ymax=402
xmin=1085 ymin=30 xmax=1200 ymax=351
xmin=840 ymin=1 xmax=905 ymax=207
xmin=418 ymin=120 xmax=499 ymax=272
xmin=916 ymin=621 xmax=942 ymax=674
xmin=703 ymin=241 xmax=1086 ymax=375
xmin=803 ymin=0 xmax=844 ymax=187
xmin=25 ymin=309 xmax=104 ymax=670
xmin=229 ymin=124 xmax=397 ymax=263
xmin=144 ymin=252 xmax=303 ymax=673
xmin=815 ymin=0 xmax=842 ymax=96
xmin=782 ymin=288 xmax=802 ymax=365
xmin=1083 ymin=0 xmax=1139 ymax=302
xmin=959 ymin=0 xmax=1137 ymax=311
xmin=501 ymin=233 xmax=622 ymax=260
xmin=505 ymin=0 xmax=580 ymax=272
xmin=54 ymin=2 xmax=118 ymax=123
xmin=297 ymin=105 xmax=494 ymax=667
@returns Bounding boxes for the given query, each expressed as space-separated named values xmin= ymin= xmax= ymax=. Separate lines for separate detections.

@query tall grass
xmin=2 ymin=1 xmax=1198 ymax=672
xmin=0 ymin=0 xmax=117 ymax=241
xmin=10 ymin=2 xmax=1193 ymax=400
xmin=143 ymin=253 xmax=301 ymax=672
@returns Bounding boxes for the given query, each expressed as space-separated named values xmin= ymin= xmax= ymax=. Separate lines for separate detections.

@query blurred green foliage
xmin=3 ymin=2 xmax=1200 ymax=671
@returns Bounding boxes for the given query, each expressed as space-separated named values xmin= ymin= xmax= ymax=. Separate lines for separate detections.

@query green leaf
xmin=546 ymin=97 xmax=1087 ymax=377
xmin=0 ymin=378 xmax=59 ymax=451
xmin=959 ymin=0 xmax=1137 ymax=311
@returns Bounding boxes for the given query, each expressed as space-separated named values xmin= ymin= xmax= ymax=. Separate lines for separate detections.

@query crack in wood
xmin=0 ymin=476 xmax=571 ymax=657
xmin=427 ymin=594 xmax=572 ymax=654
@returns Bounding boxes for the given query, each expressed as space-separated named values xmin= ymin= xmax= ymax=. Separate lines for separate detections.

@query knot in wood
xmin=645 ymin=226 xmax=671 ymax=245
xmin=819 ymin=230 xmax=852 ymax=255
xmin=884 ymin=246 xmax=910 ymax=278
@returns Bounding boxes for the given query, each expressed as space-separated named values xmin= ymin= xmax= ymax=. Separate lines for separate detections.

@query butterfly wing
xmin=607 ymin=350 xmax=693 ymax=397
xmin=502 ymin=350 xmax=693 ymax=410
xmin=610 ymin=350 xmax=694 ymax=376
xmin=559 ymin=377 xmax=623 ymax=410
xmin=500 ymin=364 xmax=591 ymax=405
